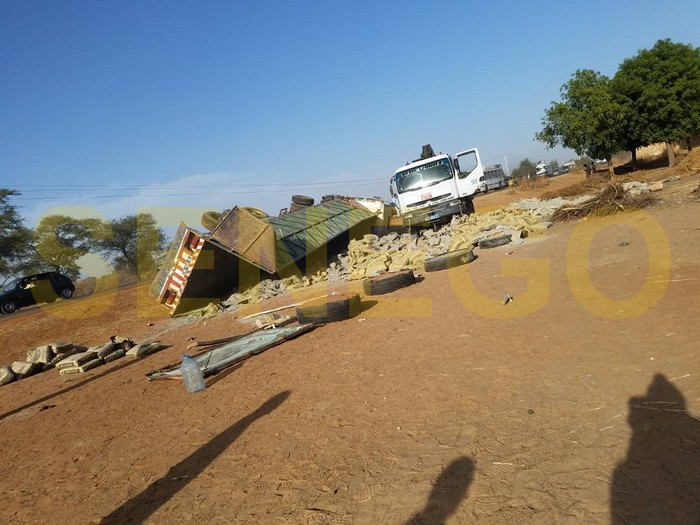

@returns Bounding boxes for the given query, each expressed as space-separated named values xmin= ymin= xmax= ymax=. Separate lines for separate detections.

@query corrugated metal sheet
xmin=268 ymin=200 xmax=375 ymax=271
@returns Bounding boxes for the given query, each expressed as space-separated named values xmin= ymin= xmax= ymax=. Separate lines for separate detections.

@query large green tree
xmin=31 ymin=215 xmax=102 ymax=280
xmin=0 ymin=189 xmax=33 ymax=284
xmin=612 ymin=39 xmax=700 ymax=167
xmin=536 ymin=70 xmax=625 ymax=176
xmin=96 ymin=212 xmax=167 ymax=279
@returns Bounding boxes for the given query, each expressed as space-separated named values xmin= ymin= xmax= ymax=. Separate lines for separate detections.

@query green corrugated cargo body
xmin=151 ymin=198 xmax=389 ymax=315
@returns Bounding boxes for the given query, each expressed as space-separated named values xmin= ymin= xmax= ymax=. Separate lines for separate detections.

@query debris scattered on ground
xmin=551 ymin=183 xmax=656 ymax=222
xmin=216 ymin=207 xmax=554 ymax=312
xmin=509 ymin=195 xmax=595 ymax=220
xmin=251 ymin=313 xmax=294 ymax=329
xmin=503 ymin=294 xmax=514 ymax=305
xmin=125 ymin=342 xmax=164 ymax=358
xmin=147 ymin=324 xmax=315 ymax=380
xmin=0 ymin=336 xmax=159 ymax=386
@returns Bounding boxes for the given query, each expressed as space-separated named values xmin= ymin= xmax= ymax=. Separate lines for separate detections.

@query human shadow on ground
xmin=611 ymin=374 xmax=700 ymax=524
xmin=100 ymin=390 xmax=291 ymax=524
xmin=405 ymin=456 xmax=475 ymax=524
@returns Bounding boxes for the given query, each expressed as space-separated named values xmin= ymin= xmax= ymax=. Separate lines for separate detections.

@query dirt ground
xmin=1 ymin=165 xmax=699 ymax=524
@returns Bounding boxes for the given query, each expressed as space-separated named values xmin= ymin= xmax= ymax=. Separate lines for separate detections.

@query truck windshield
xmin=395 ymin=158 xmax=452 ymax=194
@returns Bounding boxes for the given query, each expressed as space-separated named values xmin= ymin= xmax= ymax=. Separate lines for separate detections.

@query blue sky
xmin=2 ymin=0 xmax=699 ymax=227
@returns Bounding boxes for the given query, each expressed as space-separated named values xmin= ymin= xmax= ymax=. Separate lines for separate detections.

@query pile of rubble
xmin=221 ymin=205 xmax=566 ymax=310
xmin=0 ymin=337 xmax=164 ymax=387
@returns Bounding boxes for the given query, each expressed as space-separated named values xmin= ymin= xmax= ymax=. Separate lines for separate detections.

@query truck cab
xmin=392 ymin=145 xmax=483 ymax=228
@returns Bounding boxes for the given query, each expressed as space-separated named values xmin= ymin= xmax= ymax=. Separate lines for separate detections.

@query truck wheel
xmin=60 ymin=288 xmax=74 ymax=299
xmin=363 ymin=270 xmax=416 ymax=296
xmin=1 ymin=299 xmax=17 ymax=315
xmin=296 ymin=293 xmax=361 ymax=324
xmin=291 ymin=195 xmax=314 ymax=206
xmin=478 ymin=234 xmax=512 ymax=249
xmin=201 ymin=211 xmax=220 ymax=231
xmin=462 ymin=198 xmax=475 ymax=215
xmin=242 ymin=207 xmax=269 ymax=219
xmin=424 ymin=249 xmax=475 ymax=272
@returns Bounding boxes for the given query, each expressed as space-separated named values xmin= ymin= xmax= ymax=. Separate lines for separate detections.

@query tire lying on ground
xmin=363 ymin=270 xmax=416 ymax=296
xmin=296 ymin=293 xmax=362 ymax=324
xmin=291 ymin=194 xmax=314 ymax=206
xmin=424 ymin=248 xmax=475 ymax=272
xmin=478 ymin=234 xmax=512 ymax=249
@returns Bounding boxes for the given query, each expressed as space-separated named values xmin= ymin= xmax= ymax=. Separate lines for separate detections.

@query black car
xmin=0 ymin=271 xmax=75 ymax=315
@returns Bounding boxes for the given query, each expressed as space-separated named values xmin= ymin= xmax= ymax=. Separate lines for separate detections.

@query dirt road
xmin=1 ymin=170 xmax=699 ymax=524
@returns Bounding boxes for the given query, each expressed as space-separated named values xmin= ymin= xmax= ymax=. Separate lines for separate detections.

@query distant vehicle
xmin=0 ymin=271 xmax=75 ymax=315
xmin=535 ymin=161 xmax=553 ymax=177
xmin=391 ymin=144 xmax=483 ymax=228
xmin=478 ymin=164 xmax=508 ymax=191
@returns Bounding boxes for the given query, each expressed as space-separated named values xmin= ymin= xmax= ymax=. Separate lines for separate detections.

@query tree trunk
xmin=666 ymin=142 xmax=676 ymax=166
xmin=631 ymin=149 xmax=637 ymax=171
xmin=687 ymin=137 xmax=693 ymax=151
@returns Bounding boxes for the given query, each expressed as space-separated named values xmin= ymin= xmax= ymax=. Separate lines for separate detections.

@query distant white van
xmin=478 ymin=164 xmax=507 ymax=191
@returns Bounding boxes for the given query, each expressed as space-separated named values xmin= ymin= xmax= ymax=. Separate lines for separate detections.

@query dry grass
xmin=551 ymin=183 xmax=656 ymax=222
xmin=540 ymin=175 xmax=610 ymax=199
xmin=512 ymin=177 xmax=550 ymax=192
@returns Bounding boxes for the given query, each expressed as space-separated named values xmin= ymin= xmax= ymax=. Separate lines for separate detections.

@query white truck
xmin=390 ymin=144 xmax=484 ymax=228
xmin=535 ymin=161 xmax=553 ymax=177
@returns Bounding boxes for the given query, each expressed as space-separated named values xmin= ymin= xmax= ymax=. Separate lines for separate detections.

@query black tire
xmin=478 ymin=234 xmax=512 ymax=249
xmin=424 ymin=249 xmax=475 ymax=272
xmin=60 ymin=288 xmax=74 ymax=299
xmin=1 ymin=299 xmax=17 ymax=315
xmin=291 ymin=195 xmax=314 ymax=206
xmin=296 ymin=294 xmax=361 ymax=324
xmin=462 ymin=197 xmax=475 ymax=215
xmin=363 ymin=270 xmax=416 ymax=296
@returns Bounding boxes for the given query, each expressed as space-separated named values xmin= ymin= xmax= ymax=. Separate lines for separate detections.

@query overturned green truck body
xmin=151 ymin=198 xmax=390 ymax=315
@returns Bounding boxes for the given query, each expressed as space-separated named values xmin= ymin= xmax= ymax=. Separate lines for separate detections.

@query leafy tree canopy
xmin=536 ymin=69 xmax=625 ymax=175
xmin=96 ymin=212 xmax=167 ymax=280
xmin=0 ymin=189 xmax=33 ymax=283
xmin=32 ymin=215 xmax=102 ymax=280
xmin=612 ymin=39 xmax=700 ymax=159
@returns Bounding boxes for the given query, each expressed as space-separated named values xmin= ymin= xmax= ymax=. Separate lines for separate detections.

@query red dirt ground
xmin=1 ymin=167 xmax=699 ymax=524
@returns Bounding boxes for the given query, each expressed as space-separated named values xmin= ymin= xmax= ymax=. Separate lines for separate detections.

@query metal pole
xmin=503 ymin=155 xmax=510 ymax=177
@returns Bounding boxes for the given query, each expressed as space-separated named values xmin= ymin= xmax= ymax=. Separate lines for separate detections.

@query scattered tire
xmin=424 ymin=249 xmax=475 ymax=272
xmin=242 ymin=207 xmax=269 ymax=219
xmin=296 ymin=293 xmax=361 ymax=324
xmin=201 ymin=210 xmax=220 ymax=231
xmin=1 ymin=299 xmax=17 ymax=315
xmin=291 ymin=194 xmax=314 ymax=206
xmin=363 ymin=270 xmax=416 ymax=296
xmin=60 ymin=288 xmax=74 ymax=299
xmin=478 ymin=234 xmax=512 ymax=249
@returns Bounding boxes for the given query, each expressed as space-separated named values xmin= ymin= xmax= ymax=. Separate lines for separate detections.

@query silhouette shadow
xmin=406 ymin=456 xmax=475 ymax=525
xmin=101 ymin=390 xmax=291 ymax=524
xmin=611 ymin=374 xmax=700 ymax=524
